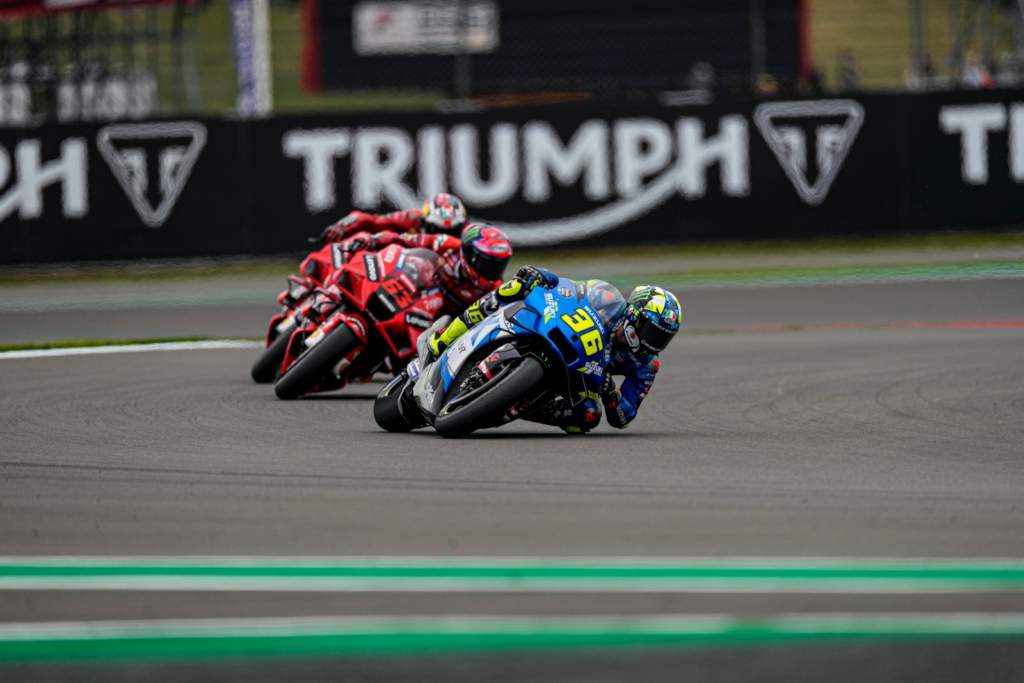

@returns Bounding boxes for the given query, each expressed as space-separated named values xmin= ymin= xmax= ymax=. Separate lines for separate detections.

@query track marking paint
xmin=0 ymin=340 xmax=261 ymax=360
xmin=1 ymin=613 xmax=1023 ymax=662
xmin=1 ymin=557 xmax=1024 ymax=593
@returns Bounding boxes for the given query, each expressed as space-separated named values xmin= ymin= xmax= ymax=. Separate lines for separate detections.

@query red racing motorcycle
xmin=250 ymin=242 xmax=347 ymax=383
xmin=273 ymin=244 xmax=444 ymax=400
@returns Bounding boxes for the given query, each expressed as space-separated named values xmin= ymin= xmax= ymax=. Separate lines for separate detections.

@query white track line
xmin=0 ymin=340 xmax=262 ymax=360
xmin=0 ymin=578 xmax=1022 ymax=594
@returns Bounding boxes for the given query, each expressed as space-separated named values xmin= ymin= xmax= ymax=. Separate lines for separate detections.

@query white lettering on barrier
xmin=940 ymin=104 xmax=1007 ymax=185
xmin=353 ymin=128 xmax=417 ymax=209
xmin=523 ymin=120 xmax=610 ymax=202
xmin=0 ymin=138 xmax=87 ymax=223
xmin=613 ymin=119 xmax=673 ymax=197
xmin=450 ymin=123 xmax=518 ymax=207
xmin=416 ymin=125 xmax=447 ymax=198
xmin=283 ymin=129 xmax=351 ymax=212
xmin=276 ymin=105 xmax=950 ymax=244
xmin=678 ymin=116 xmax=750 ymax=199
xmin=1010 ymin=104 xmax=1024 ymax=183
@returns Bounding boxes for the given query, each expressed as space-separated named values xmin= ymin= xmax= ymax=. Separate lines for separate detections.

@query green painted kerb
xmin=2 ymin=618 xmax=1024 ymax=663
xmin=3 ymin=561 xmax=1024 ymax=584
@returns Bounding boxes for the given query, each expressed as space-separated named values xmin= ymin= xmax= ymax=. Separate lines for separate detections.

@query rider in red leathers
xmin=324 ymin=193 xmax=468 ymax=242
xmin=338 ymin=222 xmax=513 ymax=317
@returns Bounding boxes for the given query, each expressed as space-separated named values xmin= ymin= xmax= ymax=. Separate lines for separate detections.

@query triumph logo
xmin=754 ymin=100 xmax=865 ymax=205
xmin=283 ymin=117 xmax=750 ymax=247
xmin=97 ymin=121 xmax=206 ymax=228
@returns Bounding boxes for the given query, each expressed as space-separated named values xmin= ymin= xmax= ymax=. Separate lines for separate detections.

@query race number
xmin=381 ymin=278 xmax=414 ymax=309
xmin=560 ymin=308 xmax=604 ymax=356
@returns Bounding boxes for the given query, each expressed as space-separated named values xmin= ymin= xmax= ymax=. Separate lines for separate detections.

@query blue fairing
xmin=437 ymin=278 xmax=609 ymax=393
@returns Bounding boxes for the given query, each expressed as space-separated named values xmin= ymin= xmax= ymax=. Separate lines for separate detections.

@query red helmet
xmin=459 ymin=223 xmax=512 ymax=288
xmin=421 ymin=193 xmax=468 ymax=235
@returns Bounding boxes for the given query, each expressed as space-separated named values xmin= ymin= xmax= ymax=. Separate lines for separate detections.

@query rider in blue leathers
xmin=424 ymin=265 xmax=682 ymax=433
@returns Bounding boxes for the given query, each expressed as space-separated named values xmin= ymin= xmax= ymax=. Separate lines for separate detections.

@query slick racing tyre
xmin=373 ymin=373 xmax=418 ymax=433
xmin=250 ymin=322 xmax=295 ymax=383
xmin=434 ymin=356 xmax=544 ymax=438
xmin=274 ymin=325 xmax=359 ymax=400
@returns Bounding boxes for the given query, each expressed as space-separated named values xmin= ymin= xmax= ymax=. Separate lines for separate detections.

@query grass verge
xmin=3 ymin=231 xmax=1023 ymax=286
xmin=0 ymin=337 xmax=259 ymax=353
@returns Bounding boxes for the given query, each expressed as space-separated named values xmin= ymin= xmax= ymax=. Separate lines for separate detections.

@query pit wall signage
xmin=2 ymin=90 xmax=1023 ymax=264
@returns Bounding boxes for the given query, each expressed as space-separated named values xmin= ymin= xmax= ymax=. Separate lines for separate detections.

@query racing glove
xmin=601 ymin=373 xmax=633 ymax=429
xmin=340 ymin=231 xmax=375 ymax=253
xmin=322 ymin=212 xmax=360 ymax=242
xmin=514 ymin=265 xmax=559 ymax=293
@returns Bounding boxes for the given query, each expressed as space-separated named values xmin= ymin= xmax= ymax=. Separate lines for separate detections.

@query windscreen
xmin=398 ymin=248 xmax=441 ymax=288
xmin=583 ymin=279 xmax=626 ymax=330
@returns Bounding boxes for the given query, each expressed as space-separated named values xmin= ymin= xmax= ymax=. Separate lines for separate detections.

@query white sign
xmin=940 ymin=103 xmax=1024 ymax=184
xmin=96 ymin=121 xmax=207 ymax=228
xmin=754 ymin=99 xmax=865 ymax=206
xmin=283 ymin=115 xmax=750 ymax=246
xmin=353 ymin=1 xmax=498 ymax=55
xmin=0 ymin=138 xmax=88 ymax=223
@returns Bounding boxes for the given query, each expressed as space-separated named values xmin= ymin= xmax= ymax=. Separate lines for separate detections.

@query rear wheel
xmin=274 ymin=326 xmax=360 ymax=400
xmin=434 ymin=357 xmax=545 ymax=438
xmin=250 ymin=322 xmax=295 ymax=383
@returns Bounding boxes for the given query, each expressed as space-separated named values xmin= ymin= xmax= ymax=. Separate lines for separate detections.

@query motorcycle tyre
xmin=373 ymin=373 xmax=417 ymax=433
xmin=250 ymin=322 xmax=295 ymax=383
xmin=274 ymin=325 xmax=359 ymax=400
xmin=434 ymin=356 xmax=544 ymax=438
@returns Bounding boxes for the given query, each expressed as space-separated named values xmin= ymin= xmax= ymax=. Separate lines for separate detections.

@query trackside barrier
xmin=1 ymin=89 xmax=1022 ymax=264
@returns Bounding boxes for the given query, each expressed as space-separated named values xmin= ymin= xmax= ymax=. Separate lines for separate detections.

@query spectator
xmin=799 ymin=64 xmax=825 ymax=95
xmin=905 ymin=54 xmax=936 ymax=90
xmin=961 ymin=50 xmax=994 ymax=89
xmin=836 ymin=49 xmax=862 ymax=91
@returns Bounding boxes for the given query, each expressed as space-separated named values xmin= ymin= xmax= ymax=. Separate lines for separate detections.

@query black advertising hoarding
xmin=1 ymin=89 xmax=1022 ymax=264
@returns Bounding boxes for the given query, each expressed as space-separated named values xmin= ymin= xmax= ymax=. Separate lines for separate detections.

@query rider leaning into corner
xmin=323 ymin=192 xmax=469 ymax=241
xmin=419 ymin=265 xmax=683 ymax=434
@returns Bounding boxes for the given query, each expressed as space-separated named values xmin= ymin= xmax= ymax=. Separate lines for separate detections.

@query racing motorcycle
xmin=250 ymin=242 xmax=344 ymax=383
xmin=273 ymin=244 xmax=444 ymax=400
xmin=373 ymin=278 xmax=618 ymax=437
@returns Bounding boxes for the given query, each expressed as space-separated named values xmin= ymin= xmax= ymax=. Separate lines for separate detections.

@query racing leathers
xmin=323 ymin=209 xmax=426 ymax=243
xmin=339 ymin=229 xmax=502 ymax=317
xmin=426 ymin=266 xmax=660 ymax=433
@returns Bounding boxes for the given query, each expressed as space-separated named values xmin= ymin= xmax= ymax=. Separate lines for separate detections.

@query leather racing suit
xmin=427 ymin=266 xmax=661 ymax=433
xmin=340 ymin=230 xmax=503 ymax=318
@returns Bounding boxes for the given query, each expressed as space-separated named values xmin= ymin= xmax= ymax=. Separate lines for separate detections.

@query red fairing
xmin=276 ymin=243 xmax=444 ymax=395
xmin=263 ymin=242 xmax=340 ymax=345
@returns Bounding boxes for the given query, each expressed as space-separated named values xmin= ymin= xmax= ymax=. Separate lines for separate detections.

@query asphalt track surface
xmin=2 ymin=277 xmax=1024 ymax=680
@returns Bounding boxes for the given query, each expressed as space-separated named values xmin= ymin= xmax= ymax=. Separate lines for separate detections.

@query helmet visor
xmin=637 ymin=320 xmax=675 ymax=353
xmin=467 ymin=250 xmax=508 ymax=282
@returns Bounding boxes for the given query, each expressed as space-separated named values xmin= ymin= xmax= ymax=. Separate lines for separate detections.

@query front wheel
xmin=434 ymin=357 xmax=545 ymax=438
xmin=373 ymin=373 xmax=418 ymax=432
xmin=250 ymin=321 xmax=295 ymax=383
xmin=274 ymin=325 xmax=360 ymax=400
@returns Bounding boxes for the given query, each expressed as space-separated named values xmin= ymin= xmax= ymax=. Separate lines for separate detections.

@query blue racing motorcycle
xmin=373 ymin=278 xmax=621 ymax=437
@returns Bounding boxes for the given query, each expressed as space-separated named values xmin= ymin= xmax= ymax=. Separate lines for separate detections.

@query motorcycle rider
xmin=323 ymin=193 xmax=468 ymax=242
xmin=420 ymin=266 xmax=682 ymax=433
xmin=338 ymin=222 xmax=513 ymax=317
